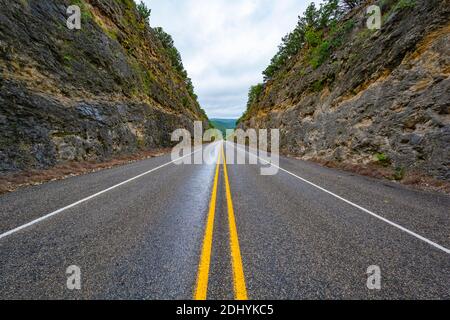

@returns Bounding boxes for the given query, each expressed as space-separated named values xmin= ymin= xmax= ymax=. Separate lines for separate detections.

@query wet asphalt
xmin=0 ymin=142 xmax=449 ymax=299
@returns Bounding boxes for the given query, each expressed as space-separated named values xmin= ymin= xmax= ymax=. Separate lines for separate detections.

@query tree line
xmin=263 ymin=0 xmax=364 ymax=81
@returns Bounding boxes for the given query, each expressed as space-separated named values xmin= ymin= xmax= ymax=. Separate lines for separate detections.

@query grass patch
xmin=307 ymin=19 xmax=355 ymax=69
xmin=375 ymin=152 xmax=391 ymax=167
xmin=392 ymin=167 xmax=406 ymax=180
xmin=394 ymin=0 xmax=416 ymax=10
xmin=69 ymin=0 xmax=92 ymax=22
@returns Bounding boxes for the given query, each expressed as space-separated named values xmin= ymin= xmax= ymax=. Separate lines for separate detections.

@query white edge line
xmin=227 ymin=141 xmax=450 ymax=255
xmin=0 ymin=148 xmax=203 ymax=241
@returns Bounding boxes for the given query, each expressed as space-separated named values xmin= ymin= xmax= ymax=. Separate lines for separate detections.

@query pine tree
xmin=137 ymin=1 xmax=151 ymax=24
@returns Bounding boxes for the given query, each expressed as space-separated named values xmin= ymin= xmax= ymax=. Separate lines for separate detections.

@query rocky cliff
xmin=239 ymin=0 xmax=449 ymax=181
xmin=0 ymin=0 xmax=207 ymax=173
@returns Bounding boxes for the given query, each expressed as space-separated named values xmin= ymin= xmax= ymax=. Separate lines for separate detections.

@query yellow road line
xmin=194 ymin=149 xmax=221 ymax=300
xmin=222 ymin=144 xmax=248 ymax=300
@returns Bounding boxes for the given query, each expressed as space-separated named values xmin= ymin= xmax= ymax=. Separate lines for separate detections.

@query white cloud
xmin=144 ymin=0 xmax=318 ymax=119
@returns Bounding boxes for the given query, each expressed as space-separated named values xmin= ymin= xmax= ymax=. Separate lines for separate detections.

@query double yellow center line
xmin=194 ymin=143 xmax=248 ymax=300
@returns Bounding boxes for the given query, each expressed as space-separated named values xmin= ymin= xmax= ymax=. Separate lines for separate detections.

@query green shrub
xmin=247 ymin=84 xmax=264 ymax=108
xmin=375 ymin=153 xmax=391 ymax=166
xmin=392 ymin=167 xmax=406 ymax=180
xmin=309 ymin=40 xmax=331 ymax=69
xmin=63 ymin=54 xmax=73 ymax=63
xmin=305 ymin=28 xmax=323 ymax=47
xmin=312 ymin=79 xmax=325 ymax=92
xmin=394 ymin=0 xmax=416 ymax=10
xmin=70 ymin=0 xmax=92 ymax=21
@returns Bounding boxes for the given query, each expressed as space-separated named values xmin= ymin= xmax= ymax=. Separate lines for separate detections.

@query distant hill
xmin=209 ymin=119 xmax=237 ymax=137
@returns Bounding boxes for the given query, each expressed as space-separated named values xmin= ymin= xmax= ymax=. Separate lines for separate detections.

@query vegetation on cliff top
xmin=136 ymin=1 xmax=152 ymax=24
xmin=239 ymin=0 xmax=364 ymax=122
xmin=72 ymin=0 xmax=206 ymax=118
xmin=262 ymin=0 xmax=362 ymax=82
xmin=153 ymin=27 xmax=198 ymax=102
xmin=136 ymin=1 xmax=200 ymax=105
xmin=240 ymin=0 xmax=420 ymax=123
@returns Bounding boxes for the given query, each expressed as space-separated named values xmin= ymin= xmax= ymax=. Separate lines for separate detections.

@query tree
xmin=154 ymin=27 xmax=184 ymax=73
xmin=263 ymin=2 xmax=319 ymax=80
xmin=137 ymin=1 xmax=151 ymax=24
xmin=318 ymin=0 xmax=342 ymax=28
xmin=340 ymin=0 xmax=365 ymax=10
xmin=247 ymin=84 xmax=264 ymax=108
xmin=301 ymin=2 xmax=320 ymax=29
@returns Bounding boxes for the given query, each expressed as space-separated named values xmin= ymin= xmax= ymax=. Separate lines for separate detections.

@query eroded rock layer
xmin=0 ymin=0 xmax=207 ymax=172
xmin=239 ymin=0 xmax=449 ymax=180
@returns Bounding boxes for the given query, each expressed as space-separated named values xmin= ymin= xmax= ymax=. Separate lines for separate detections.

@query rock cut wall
xmin=0 ymin=0 xmax=207 ymax=172
xmin=239 ymin=0 xmax=449 ymax=180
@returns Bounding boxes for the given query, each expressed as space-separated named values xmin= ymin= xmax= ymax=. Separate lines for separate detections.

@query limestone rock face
xmin=0 ymin=0 xmax=207 ymax=172
xmin=239 ymin=0 xmax=449 ymax=180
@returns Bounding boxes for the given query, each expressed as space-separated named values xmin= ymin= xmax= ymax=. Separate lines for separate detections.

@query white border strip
xmin=0 ymin=149 xmax=199 ymax=241
xmin=229 ymin=142 xmax=450 ymax=255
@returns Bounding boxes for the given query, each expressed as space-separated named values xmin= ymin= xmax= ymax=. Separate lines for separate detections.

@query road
xmin=0 ymin=141 xmax=449 ymax=299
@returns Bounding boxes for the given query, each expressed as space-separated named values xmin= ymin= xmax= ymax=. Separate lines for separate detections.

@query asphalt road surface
xmin=0 ymin=141 xmax=449 ymax=299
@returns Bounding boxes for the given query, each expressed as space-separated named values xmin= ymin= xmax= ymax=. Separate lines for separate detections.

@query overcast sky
xmin=144 ymin=0 xmax=319 ymax=119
